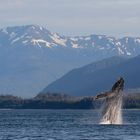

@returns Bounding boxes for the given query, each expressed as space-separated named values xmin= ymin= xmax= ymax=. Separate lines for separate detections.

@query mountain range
xmin=0 ymin=25 xmax=140 ymax=97
xmin=43 ymin=55 xmax=140 ymax=96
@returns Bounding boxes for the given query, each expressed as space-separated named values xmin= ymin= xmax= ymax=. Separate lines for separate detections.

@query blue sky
xmin=0 ymin=0 xmax=140 ymax=37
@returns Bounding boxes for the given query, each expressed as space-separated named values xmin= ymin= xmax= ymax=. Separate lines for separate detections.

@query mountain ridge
xmin=43 ymin=55 xmax=140 ymax=96
xmin=0 ymin=24 xmax=140 ymax=97
xmin=1 ymin=24 xmax=140 ymax=57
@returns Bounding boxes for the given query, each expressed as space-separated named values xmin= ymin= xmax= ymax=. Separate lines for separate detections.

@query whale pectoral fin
xmin=95 ymin=93 xmax=107 ymax=100
xmin=95 ymin=92 xmax=112 ymax=100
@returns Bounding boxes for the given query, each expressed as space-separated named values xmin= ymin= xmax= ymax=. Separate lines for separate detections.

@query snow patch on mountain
xmin=118 ymin=47 xmax=124 ymax=55
xmin=1 ymin=28 xmax=8 ymax=34
xmin=85 ymin=36 xmax=91 ymax=41
xmin=31 ymin=39 xmax=52 ymax=48
xmin=11 ymin=33 xmax=27 ymax=44
xmin=98 ymin=36 xmax=103 ymax=39
xmin=70 ymin=37 xmax=78 ymax=41
xmin=126 ymin=38 xmax=129 ymax=43
xmin=22 ymin=40 xmax=28 ymax=44
xmin=39 ymin=26 xmax=43 ymax=31
xmin=31 ymin=26 xmax=36 ymax=30
xmin=126 ymin=52 xmax=131 ymax=55
xmin=135 ymin=38 xmax=140 ymax=43
xmin=11 ymin=37 xmax=21 ymax=44
xmin=50 ymin=33 xmax=66 ymax=47
xmin=72 ymin=43 xmax=78 ymax=48
xmin=116 ymin=42 xmax=121 ymax=46
xmin=25 ymin=36 xmax=32 ymax=39
xmin=10 ymin=32 xmax=17 ymax=39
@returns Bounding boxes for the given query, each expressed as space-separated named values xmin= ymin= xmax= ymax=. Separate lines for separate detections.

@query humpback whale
xmin=95 ymin=77 xmax=124 ymax=100
xmin=95 ymin=77 xmax=124 ymax=124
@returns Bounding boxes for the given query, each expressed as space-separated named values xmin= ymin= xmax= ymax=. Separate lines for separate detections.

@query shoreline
xmin=0 ymin=108 xmax=139 ymax=110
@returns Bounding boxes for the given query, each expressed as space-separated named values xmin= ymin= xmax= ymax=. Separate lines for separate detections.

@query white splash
xmin=100 ymin=91 xmax=123 ymax=125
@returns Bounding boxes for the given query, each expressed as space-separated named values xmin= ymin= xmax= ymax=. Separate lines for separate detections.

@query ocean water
xmin=0 ymin=109 xmax=139 ymax=140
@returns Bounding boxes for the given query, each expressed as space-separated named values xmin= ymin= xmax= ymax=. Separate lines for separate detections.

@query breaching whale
xmin=95 ymin=77 xmax=124 ymax=124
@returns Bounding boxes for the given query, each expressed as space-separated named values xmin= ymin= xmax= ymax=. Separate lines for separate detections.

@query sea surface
xmin=0 ymin=109 xmax=139 ymax=140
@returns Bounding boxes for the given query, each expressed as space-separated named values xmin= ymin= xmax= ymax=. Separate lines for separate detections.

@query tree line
xmin=0 ymin=92 xmax=139 ymax=109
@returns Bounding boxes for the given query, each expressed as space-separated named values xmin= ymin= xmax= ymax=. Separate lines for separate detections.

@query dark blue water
xmin=0 ymin=109 xmax=139 ymax=140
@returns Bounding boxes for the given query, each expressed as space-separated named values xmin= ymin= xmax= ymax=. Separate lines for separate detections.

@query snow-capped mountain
xmin=1 ymin=25 xmax=140 ymax=56
xmin=0 ymin=25 xmax=67 ymax=48
xmin=0 ymin=25 xmax=140 ymax=97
